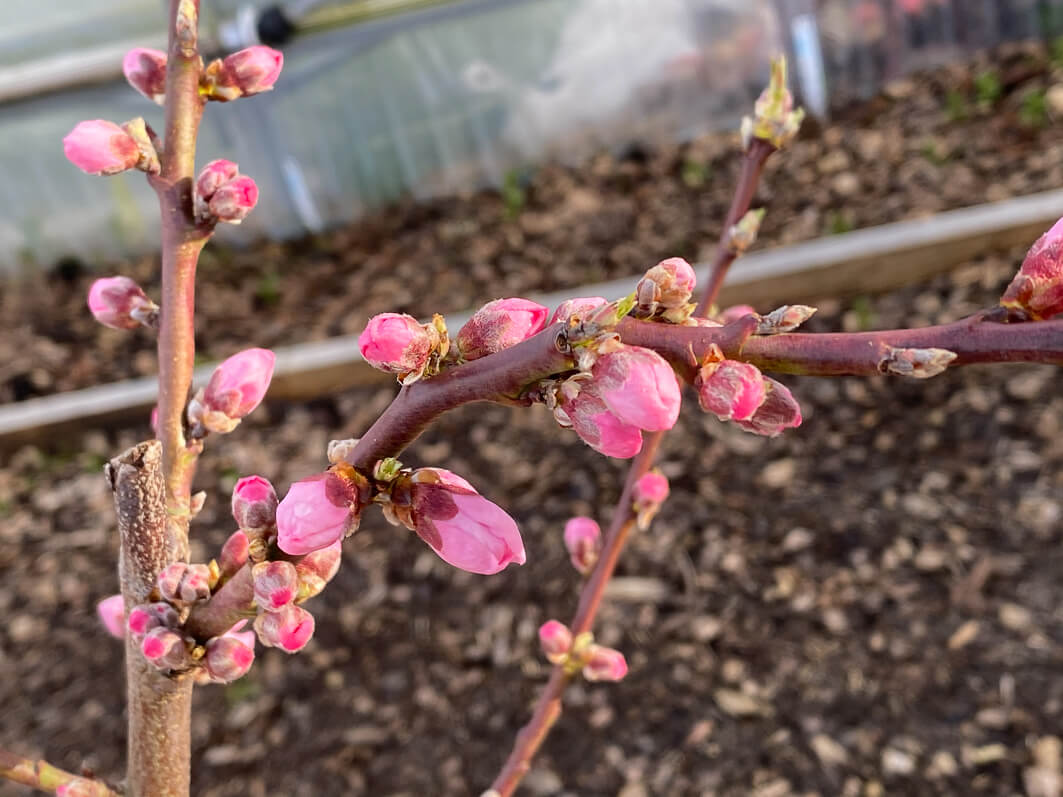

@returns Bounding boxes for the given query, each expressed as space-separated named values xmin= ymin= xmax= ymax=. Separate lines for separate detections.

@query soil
xmin=2 ymin=45 xmax=1063 ymax=797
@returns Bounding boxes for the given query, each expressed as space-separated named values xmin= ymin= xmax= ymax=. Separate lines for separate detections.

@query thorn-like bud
xmin=87 ymin=276 xmax=158 ymax=330
xmin=456 ymin=298 xmax=550 ymax=361
xmin=741 ymin=56 xmax=805 ymax=150
xmin=582 ymin=644 xmax=628 ymax=682
xmin=254 ymin=603 xmax=315 ymax=653
xmin=157 ymin=562 xmax=212 ymax=603
xmin=879 ymin=346 xmax=957 ymax=379
xmin=632 ymin=471 xmax=669 ymax=530
xmin=1001 ymin=216 xmax=1063 ymax=319
xmin=756 ymin=304 xmax=817 ymax=334
xmin=563 ymin=517 xmax=602 ymax=575
xmin=734 ymin=377 xmax=802 ymax=437
xmin=359 ymin=313 xmax=442 ymax=383
xmin=696 ymin=358 xmax=767 ymax=422
xmin=539 ymin=620 xmax=573 ymax=664
xmin=189 ymin=348 xmax=275 ymax=434
xmin=550 ymin=297 xmax=607 ymax=326
xmin=232 ymin=475 xmax=278 ymax=531
xmin=97 ymin=594 xmax=125 ymax=639
xmin=252 ymin=560 xmax=298 ymax=611
xmin=727 ymin=208 xmax=766 ymax=254
xmin=203 ymin=634 xmax=255 ymax=683
xmin=141 ymin=627 xmax=191 ymax=670
xmin=63 ymin=119 xmax=141 ymax=176
xmin=122 ymin=48 xmax=167 ymax=104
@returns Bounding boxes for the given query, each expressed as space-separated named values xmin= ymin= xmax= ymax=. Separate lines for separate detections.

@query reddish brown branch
xmin=0 ymin=748 xmax=117 ymax=796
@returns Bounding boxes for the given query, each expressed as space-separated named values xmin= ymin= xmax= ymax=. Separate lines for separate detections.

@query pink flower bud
xmin=97 ymin=594 xmax=125 ymax=639
xmin=157 ymin=562 xmax=211 ymax=603
xmin=195 ymin=348 xmax=275 ymax=433
xmin=87 ymin=276 xmax=156 ymax=330
xmin=141 ymin=627 xmax=189 ymax=670
xmin=735 ymin=377 xmax=802 ymax=437
xmin=224 ymin=619 xmax=256 ymax=649
xmin=276 ymin=472 xmax=359 ymax=556
xmin=717 ymin=304 xmax=757 ymax=325
xmin=632 ymin=471 xmax=669 ymax=529
xmin=219 ymin=46 xmax=284 ymax=96
xmin=549 ymin=296 xmax=608 ymax=325
xmin=558 ymin=380 xmax=644 ymax=459
xmin=195 ymin=159 xmax=240 ymax=201
xmin=456 ymin=298 xmax=549 ymax=361
xmin=359 ymin=313 xmax=438 ymax=376
xmin=1001 ymin=216 xmax=1063 ymax=319
xmin=122 ymin=47 xmax=167 ymax=103
xmin=208 ymin=175 xmax=258 ymax=223
xmin=295 ymin=541 xmax=343 ymax=601
xmin=232 ymin=475 xmax=278 ymax=530
xmin=695 ymin=359 xmax=767 ymax=422
xmin=204 ymin=634 xmax=255 ymax=683
xmin=538 ymin=620 xmax=573 ymax=664
xmin=217 ymin=530 xmax=250 ymax=581
xmin=63 ymin=119 xmax=140 ymax=175
xmin=127 ymin=602 xmax=179 ymax=640
xmin=563 ymin=517 xmax=601 ymax=574
xmin=403 ymin=468 xmax=526 ymax=575
xmin=582 ymin=644 xmax=628 ymax=682
xmin=254 ymin=603 xmax=315 ymax=653
xmin=637 ymin=257 xmax=696 ymax=309
xmin=591 ymin=345 xmax=681 ymax=432
xmin=252 ymin=560 xmax=298 ymax=611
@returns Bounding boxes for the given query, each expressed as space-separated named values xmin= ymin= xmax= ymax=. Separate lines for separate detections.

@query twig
xmin=0 ymin=747 xmax=117 ymax=796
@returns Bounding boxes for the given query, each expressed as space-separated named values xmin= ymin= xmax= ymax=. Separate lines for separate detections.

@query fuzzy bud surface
xmin=456 ymin=298 xmax=549 ymax=360
xmin=232 ymin=475 xmax=278 ymax=530
xmin=97 ymin=594 xmax=125 ymax=639
xmin=539 ymin=620 xmax=573 ymax=664
xmin=276 ymin=472 xmax=357 ymax=555
xmin=359 ymin=313 xmax=438 ymax=377
xmin=63 ymin=120 xmax=140 ymax=175
xmin=122 ymin=47 xmax=167 ymax=103
xmin=696 ymin=359 xmax=767 ymax=422
xmin=591 ymin=345 xmax=681 ymax=432
xmin=87 ymin=276 xmax=156 ymax=330
xmin=1001 ymin=216 xmax=1063 ymax=319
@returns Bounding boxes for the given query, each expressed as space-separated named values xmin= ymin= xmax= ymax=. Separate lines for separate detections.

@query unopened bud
xmin=189 ymin=348 xmax=275 ymax=434
xmin=538 ymin=620 xmax=573 ymax=664
xmin=756 ymin=304 xmax=816 ymax=334
xmin=717 ymin=304 xmax=757 ymax=325
xmin=582 ymin=644 xmax=628 ymax=682
xmin=141 ymin=626 xmax=190 ymax=670
xmin=215 ymin=46 xmax=284 ymax=99
xmin=218 ymin=530 xmax=250 ymax=581
xmin=127 ymin=601 xmax=179 ymax=640
xmin=742 ymin=56 xmax=805 ymax=150
xmin=636 ymin=257 xmax=696 ymax=313
xmin=295 ymin=541 xmax=343 ymax=602
xmin=1001 ymin=216 xmax=1063 ymax=319
xmin=696 ymin=359 xmax=767 ymax=422
xmin=550 ymin=297 xmax=608 ymax=325
xmin=208 ymin=175 xmax=258 ymax=224
xmin=203 ymin=634 xmax=255 ymax=683
xmin=87 ymin=276 xmax=157 ymax=330
xmin=252 ymin=560 xmax=298 ymax=611
xmin=120 ymin=117 xmax=161 ymax=175
xmin=727 ymin=208 xmax=765 ymax=254
xmin=189 ymin=491 xmax=206 ymax=518
xmin=56 ymin=777 xmax=109 ymax=797
xmin=563 ymin=517 xmax=601 ymax=575
xmin=157 ymin=562 xmax=211 ymax=603
xmin=327 ymin=438 xmax=361 ymax=466
xmin=63 ymin=119 xmax=140 ymax=176
xmin=97 ymin=594 xmax=125 ymax=639
xmin=232 ymin=475 xmax=278 ymax=530
xmin=632 ymin=471 xmax=669 ymax=530
xmin=879 ymin=346 xmax=957 ymax=379
xmin=254 ymin=603 xmax=315 ymax=653
xmin=734 ymin=377 xmax=802 ymax=437
xmin=359 ymin=313 xmax=441 ymax=382
xmin=195 ymin=159 xmax=240 ymax=202
xmin=123 ymin=47 xmax=167 ymax=104
xmin=456 ymin=298 xmax=549 ymax=361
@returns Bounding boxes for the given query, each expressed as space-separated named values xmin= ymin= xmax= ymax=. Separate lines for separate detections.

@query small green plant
xmin=974 ymin=70 xmax=1002 ymax=108
xmin=1020 ymin=88 xmax=1049 ymax=129
xmin=944 ymin=89 xmax=968 ymax=122
xmin=826 ymin=210 xmax=854 ymax=236
xmin=501 ymin=168 xmax=527 ymax=220
xmin=681 ymin=157 xmax=711 ymax=188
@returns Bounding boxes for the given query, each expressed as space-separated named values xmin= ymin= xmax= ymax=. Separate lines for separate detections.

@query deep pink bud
xmin=558 ymin=380 xmax=643 ymax=458
xmin=1001 ymin=216 xmax=1063 ymax=319
xmin=695 ymin=359 xmax=767 ymax=421
xmin=276 ymin=472 xmax=357 ymax=555
xmin=97 ymin=594 xmax=125 ymax=639
xmin=87 ymin=276 xmax=156 ymax=330
xmin=219 ymin=46 xmax=284 ymax=96
xmin=735 ymin=377 xmax=802 ymax=437
xmin=254 ymin=603 xmax=315 ymax=652
xmin=232 ymin=475 xmax=278 ymax=530
xmin=538 ymin=620 xmax=573 ymax=664
xmin=583 ymin=644 xmax=628 ymax=682
xmin=591 ymin=345 xmax=681 ymax=431
xmin=63 ymin=119 xmax=140 ymax=175
xmin=217 ymin=530 xmax=250 ymax=581
xmin=359 ymin=313 xmax=437 ymax=376
xmin=127 ymin=602 xmax=179 ymax=639
xmin=195 ymin=159 xmax=240 ymax=201
xmin=141 ymin=627 xmax=189 ymax=670
xmin=122 ymin=48 xmax=167 ymax=103
xmin=204 ymin=634 xmax=255 ymax=682
xmin=637 ymin=257 xmax=696 ymax=309
xmin=252 ymin=560 xmax=298 ymax=611
xmin=717 ymin=304 xmax=757 ymax=325
xmin=563 ymin=517 xmax=601 ymax=574
xmin=456 ymin=298 xmax=549 ymax=360
xmin=208 ymin=175 xmax=258 ymax=223
xmin=406 ymin=468 xmax=526 ymax=575
xmin=194 ymin=348 xmax=275 ymax=433
xmin=549 ymin=296 xmax=608 ymax=325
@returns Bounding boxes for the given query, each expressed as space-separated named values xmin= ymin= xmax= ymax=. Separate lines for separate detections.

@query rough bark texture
xmin=106 ymin=441 xmax=192 ymax=797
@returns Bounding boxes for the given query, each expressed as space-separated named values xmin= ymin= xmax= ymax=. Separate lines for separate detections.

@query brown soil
xmin=2 ymin=45 xmax=1063 ymax=797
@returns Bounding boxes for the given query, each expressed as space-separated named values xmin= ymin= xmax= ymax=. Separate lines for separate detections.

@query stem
xmin=0 ymin=748 xmax=117 ymax=796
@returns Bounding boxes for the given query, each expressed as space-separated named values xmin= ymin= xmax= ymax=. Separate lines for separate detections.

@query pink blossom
xmin=196 ymin=348 xmax=275 ymax=433
xmin=549 ymin=296 xmax=607 ymax=325
xmin=276 ymin=472 xmax=355 ymax=555
xmin=195 ymin=159 xmax=240 ymax=201
xmin=359 ymin=313 xmax=437 ymax=375
xmin=637 ymin=257 xmax=696 ymax=308
xmin=563 ymin=516 xmax=601 ymax=574
xmin=538 ymin=620 xmax=573 ymax=664
xmin=219 ymin=46 xmax=284 ymax=96
xmin=97 ymin=594 xmax=125 ymax=639
xmin=63 ymin=119 xmax=140 ymax=175
xmin=695 ymin=359 xmax=767 ymax=421
xmin=582 ymin=644 xmax=628 ymax=682
xmin=1001 ymin=216 xmax=1063 ymax=319
xmin=252 ymin=560 xmax=298 ymax=611
xmin=717 ymin=304 xmax=757 ymax=325
xmin=735 ymin=377 xmax=802 ymax=437
xmin=122 ymin=47 xmax=167 ymax=103
xmin=254 ymin=603 xmax=315 ymax=653
xmin=406 ymin=468 xmax=526 ymax=575
xmin=87 ymin=276 xmax=155 ymax=330
xmin=591 ymin=345 xmax=681 ymax=432
xmin=559 ymin=380 xmax=644 ymax=458
xmin=456 ymin=298 xmax=549 ymax=360
xmin=232 ymin=475 xmax=278 ymax=530
xmin=208 ymin=175 xmax=258 ymax=223
xmin=204 ymin=634 xmax=255 ymax=682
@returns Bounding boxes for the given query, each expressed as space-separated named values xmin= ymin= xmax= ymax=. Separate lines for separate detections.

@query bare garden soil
xmin=2 ymin=44 xmax=1063 ymax=797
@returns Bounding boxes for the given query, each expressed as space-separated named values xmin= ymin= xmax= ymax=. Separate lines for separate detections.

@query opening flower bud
xmin=734 ymin=377 xmax=802 ymax=437
xmin=195 ymin=159 xmax=240 ymax=202
xmin=695 ymin=359 xmax=767 ymax=422
xmin=97 ymin=594 xmax=125 ymax=639
xmin=252 ymin=560 xmax=298 ymax=611
xmin=204 ymin=634 xmax=255 ymax=683
xmin=550 ymin=297 xmax=607 ymax=325
xmin=557 ymin=378 xmax=644 ymax=459
xmin=87 ymin=276 xmax=157 ymax=330
xmin=539 ymin=620 xmax=573 ymax=664
xmin=192 ymin=348 xmax=275 ymax=433
xmin=591 ymin=345 xmax=681 ymax=432
xmin=456 ymin=298 xmax=549 ymax=361
xmin=637 ymin=257 xmax=696 ymax=310
xmin=122 ymin=47 xmax=168 ymax=104
xmin=276 ymin=471 xmax=363 ymax=556
xmin=232 ymin=475 xmax=278 ymax=530
xmin=582 ymin=644 xmax=628 ymax=682
xmin=359 ymin=313 xmax=439 ymax=379
xmin=63 ymin=119 xmax=141 ymax=175
xmin=1001 ymin=216 xmax=1063 ymax=319
xmin=563 ymin=517 xmax=602 ymax=574
xmin=254 ymin=603 xmax=315 ymax=653
xmin=218 ymin=46 xmax=284 ymax=97
xmin=208 ymin=175 xmax=259 ymax=224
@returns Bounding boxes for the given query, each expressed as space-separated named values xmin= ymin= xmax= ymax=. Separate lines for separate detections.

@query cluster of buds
xmin=376 ymin=464 xmax=526 ymax=575
xmin=358 ymin=313 xmax=449 ymax=384
xmin=455 ymin=298 xmax=549 ymax=361
xmin=634 ymin=257 xmax=697 ymax=321
xmin=563 ymin=517 xmax=602 ymax=574
xmin=201 ymin=46 xmax=284 ymax=102
xmin=63 ymin=118 xmax=159 ymax=177
xmin=194 ymin=159 xmax=259 ymax=225
xmin=126 ymin=601 xmax=192 ymax=672
xmin=87 ymin=276 xmax=158 ymax=330
xmin=741 ymin=56 xmax=804 ymax=151
xmin=187 ymin=348 xmax=275 ymax=435
xmin=538 ymin=621 xmax=627 ymax=682
xmin=251 ymin=559 xmax=315 ymax=653
xmin=157 ymin=562 xmax=211 ymax=603
xmin=694 ymin=346 xmax=801 ymax=436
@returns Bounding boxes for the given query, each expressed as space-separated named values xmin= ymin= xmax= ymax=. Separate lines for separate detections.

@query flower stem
xmin=0 ymin=748 xmax=117 ymax=796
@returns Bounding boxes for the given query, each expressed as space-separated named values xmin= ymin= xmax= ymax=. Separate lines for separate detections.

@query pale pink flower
xmin=1002 ymin=216 xmax=1063 ymax=319
xmin=549 ymin=296 xmax=607 ymax=325
xmin=456 ymin=298 xmax=549 ymax=360
xmin=563 ymin=517 xmax=601 ymax=574
xmin=252 ymin=560 xmax=298 ymax=611
xmin=195 ymin=348 xmax=275 ymax=433
xmin=195 ymin=159 xmax=240 ymax=201
xmin=359 ymin=313 xmax=437 ymax=375
xmin=276 ymin=472 xmax=356 ymax=555
xmin=97 ymin=594 xmax=125 ymax=639
xmin=87 ymin=276 xmax=155 ymax=330
xmin=538 ymin=620 xmax=573 ymax=664
xmin=735 ymin=377 xmax=802 ymax=437
xmin=695 ymin=359 xmax=767 ymax=421
xmin=203 ymin=634 xmax=255 ymax=682
xmin=591 ymin=345 xmax=681 ymax=431
xmin=405 ymin=468 xmax=526 ymax=575
xmin=232 ymin=475 xmax=278 ymax=530
xmin=208 ymin=175 xmax=258 ymax=223
xmin=254 ymin=603 xmax=315 ymax=653
xmin=63 ymin=120 xmax=140 ymax=175
xmin=122 ymin=47 xmax=167 ymax=103
xmin=219 ymin=46 xmax=284 ymax=96
xmin=558 ymin=380 xmax=644 ymax=459
xmin=582 ymin=644 xmax=628 ymax=682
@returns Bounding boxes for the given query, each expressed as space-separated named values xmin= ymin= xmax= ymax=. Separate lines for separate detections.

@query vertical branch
xmin=106 ymin=442 xmax=192 ymax=797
